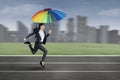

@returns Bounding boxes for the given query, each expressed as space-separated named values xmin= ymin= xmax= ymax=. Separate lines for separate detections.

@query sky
xmin=0 ymin=0 xmax=120 ymax=31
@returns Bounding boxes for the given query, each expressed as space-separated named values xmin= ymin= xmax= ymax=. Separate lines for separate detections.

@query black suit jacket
xmin=26 ymin=28 xmax=49 ymax=44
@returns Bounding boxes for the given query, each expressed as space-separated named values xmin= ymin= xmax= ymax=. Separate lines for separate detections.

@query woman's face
xmin=40 ymin=25 xmax=45 ymax=30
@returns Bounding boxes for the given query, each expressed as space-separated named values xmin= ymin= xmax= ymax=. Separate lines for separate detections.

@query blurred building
xmin=8 ymin=31 xmax=18 ymax=42
xmin=97 ymin=25 xmax=109 ymax=43
xmin=67 ymin=18 xmax=75 ymax=42
xmin=17 ymin=21 xmax=28 ymax=42
xmin=108 ymin=30 xmax=119 ymax=44
xmin=118 ymin=35 xmax=120 ymax=43
xmin=0 ymin=24 xmax=8 ymax=42
xmin=0 ymin=24 xmax=19 ymax=42
xmin=96 ymin=29 xmax=100 ymax=43
xmin=0 ymin=15 xmax=120 ymax=44
xmin=59 ymin=30 xmax=67 ymax=42
xmin=76 ymin=16 xmax=88 ymax=42
xmin=87 ymin=26 xmax=97 ymax=43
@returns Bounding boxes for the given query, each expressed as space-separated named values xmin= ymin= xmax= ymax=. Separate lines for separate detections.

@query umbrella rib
xmin=48 ymin=10 xmax=50 ymax=23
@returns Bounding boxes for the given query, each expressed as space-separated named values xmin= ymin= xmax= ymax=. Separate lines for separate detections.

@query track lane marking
xmin=0 ymin=71 xmax=120 ymax=73
xmin=0 ymin=62 xmax=120 ymax=64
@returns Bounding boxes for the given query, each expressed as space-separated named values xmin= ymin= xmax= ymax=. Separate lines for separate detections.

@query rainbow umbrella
xmin=32 ymin=8 xmax=66 ymax=23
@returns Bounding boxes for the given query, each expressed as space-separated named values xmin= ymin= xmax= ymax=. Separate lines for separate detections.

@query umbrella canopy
xmin=32 ymin=8 xmax=66 ymax=23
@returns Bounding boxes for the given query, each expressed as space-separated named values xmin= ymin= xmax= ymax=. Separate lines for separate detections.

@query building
xmin=59 ymin=31 xmax=67 ymax=42
xmin=87 ymin=26 xmax=97 ymax=43
xmin=98 ymin=25 xmax=109 ymax=43
xmin=108 ymin=30 xmax=119 ymax=44
xmin=76 ymin=16 xmax=88 ymax=42
xmin=17 ymin=21 xmax=28 ymax=42
xmin=67 ymin=18 xmax=75 ymax=42
xmin=96 ymin=29 xmax=100 ymax=43
xmin=0 ymin=24 xmax=8 ymax=42
xmin=7 ymin=31 xmax=18 ymax=42
xmin=0 ymin=24 xmax=19 ymax=42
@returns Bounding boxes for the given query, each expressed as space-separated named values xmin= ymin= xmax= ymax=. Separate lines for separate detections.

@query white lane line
xmin=0 ymin=55 xmax=120 ymax=57
xmin=0 ymin=71 xmax=120 ymax=73
xmin=47 ymin=62 xmax=120 ymax=64
xmin=0 ymin=62 xmax=120 ymax=64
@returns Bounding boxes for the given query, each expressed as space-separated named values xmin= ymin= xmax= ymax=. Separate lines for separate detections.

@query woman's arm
xmin=24 ymin=29 xmax=38 ymax=41
xmin=26 ymin=32 xmax=35 ymax=39
xmin=46 ymin=30 xmax=52 ymax=37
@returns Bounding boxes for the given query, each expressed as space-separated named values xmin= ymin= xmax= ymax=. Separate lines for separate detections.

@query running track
xmin=0 ymin=55 xmax=120 ymax=80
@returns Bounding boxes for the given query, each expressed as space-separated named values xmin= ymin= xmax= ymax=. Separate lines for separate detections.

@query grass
xmin=0 ymin=42 xmax=120 ymax=55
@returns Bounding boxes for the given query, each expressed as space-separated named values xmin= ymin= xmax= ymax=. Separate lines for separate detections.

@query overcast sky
xmin=0 ymin=0 xmax=120 ymax=31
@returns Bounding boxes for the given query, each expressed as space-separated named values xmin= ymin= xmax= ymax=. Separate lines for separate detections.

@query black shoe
xmin=40 ymin=61 xmax=45 ymax=68
xmin=24 ymin=41 xmax=31 ymax=45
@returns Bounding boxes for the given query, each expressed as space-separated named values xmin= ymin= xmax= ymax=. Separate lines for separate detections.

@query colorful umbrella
xmin=32 ymin=8 xmax=66 ymax=23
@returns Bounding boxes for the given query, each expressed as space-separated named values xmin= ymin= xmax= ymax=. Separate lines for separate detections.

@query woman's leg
xmin=29 ymin=43 xmax=38 ymax=55
xmin=38 ymin=44 xmax=48 ymax=61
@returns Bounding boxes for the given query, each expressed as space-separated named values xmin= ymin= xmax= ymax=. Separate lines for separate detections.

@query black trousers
xmin=29 ymin=42 xmax=47 ymax=61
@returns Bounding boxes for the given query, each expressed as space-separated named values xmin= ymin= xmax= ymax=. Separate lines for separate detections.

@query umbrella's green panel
xmin=47 ymin=11 xmax=59 ymax=23
xmin=49 ymin=12 xmax=58 ymax=22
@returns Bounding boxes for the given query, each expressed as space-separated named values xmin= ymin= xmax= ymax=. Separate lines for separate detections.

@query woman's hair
xmin=38 ymin=23 xmax=44 ymax=29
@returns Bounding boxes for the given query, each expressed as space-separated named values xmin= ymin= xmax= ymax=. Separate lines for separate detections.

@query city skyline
xmin=0 ymin=0 xmax=120 ymax=31
xmin=0 ymin=17 xmax=120 ymax=44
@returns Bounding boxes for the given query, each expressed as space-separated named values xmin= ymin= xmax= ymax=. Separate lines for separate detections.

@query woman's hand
xmin=24 ymin=38 xmax=27 ymax=42
xmin=48 ymin=30 xmax=52 ymax=34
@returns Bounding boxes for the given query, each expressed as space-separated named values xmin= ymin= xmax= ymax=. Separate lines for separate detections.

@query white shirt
xmin=39 ymin=30 xmax=45 ymax=42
